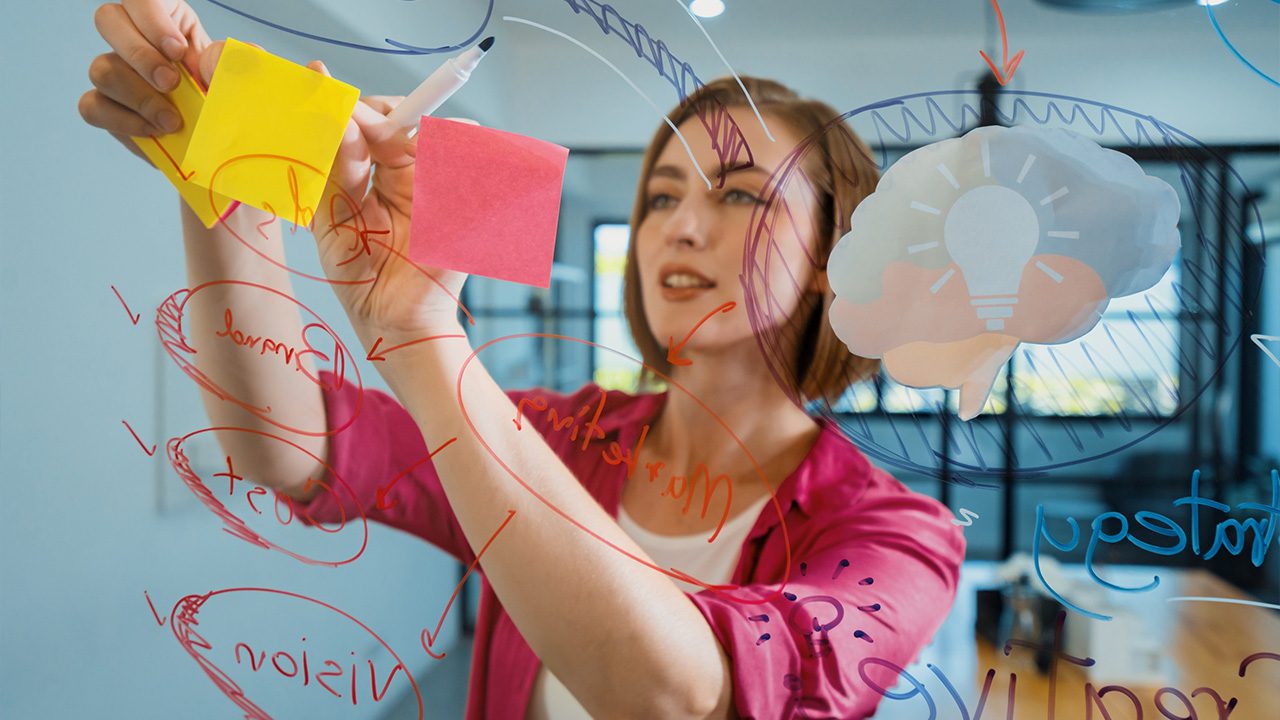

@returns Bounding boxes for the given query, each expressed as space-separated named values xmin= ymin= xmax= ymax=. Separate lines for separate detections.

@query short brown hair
xmin=622 ymin=76 xmax=881 ymax=404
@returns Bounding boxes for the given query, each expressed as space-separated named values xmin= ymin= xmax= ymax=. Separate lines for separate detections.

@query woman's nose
xmin=663 ymin=200 xmax=709 ymax=251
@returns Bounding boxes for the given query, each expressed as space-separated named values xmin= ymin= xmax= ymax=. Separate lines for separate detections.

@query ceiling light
xmin=689 ymin=0 xmax=725 ymax=19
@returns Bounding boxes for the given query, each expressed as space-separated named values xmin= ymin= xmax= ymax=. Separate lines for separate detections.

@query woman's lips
xmin=658 ymin=264 xmax=716 ymax=301
xmin=660 ymin=285 xmax=714 ymax=302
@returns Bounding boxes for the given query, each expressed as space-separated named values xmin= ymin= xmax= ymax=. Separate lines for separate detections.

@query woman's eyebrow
xmin=651 ymin=164 xmax=774 ymax=182
xmin=717 ymin=166 xmax=772 ymax=182
xmin=650 ymin=164 xmax=685 ymax=180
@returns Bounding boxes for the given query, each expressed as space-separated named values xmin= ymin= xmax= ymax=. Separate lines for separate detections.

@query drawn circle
xmin=156 ymin=279 xmax=363 ymax=437
xmin=167 ymin=427 xmax=369 ymax=566
xmin=169 ymin=587 xmax=422 ymax=719
xmin=743 ymin=90 xmax=1266 ymax=483
xmin=455 ymin=333 xmax=793 ymax=604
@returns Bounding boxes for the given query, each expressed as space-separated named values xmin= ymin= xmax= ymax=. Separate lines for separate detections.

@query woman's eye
xmin=649 ymin=193 xmax=677 ymax=210
xmin=724 ymin=189 xmax=761 ymax=205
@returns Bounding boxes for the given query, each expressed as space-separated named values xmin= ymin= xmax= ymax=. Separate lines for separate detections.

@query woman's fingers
xmin=360 ymin=95 xmax=405 ymax=115
xmin=120 ymin=0 xmax=189 ymax=62
xmin=312 ymin=61 xmax=373 ymax=193
xmin=95 ymin=3 xmax=179 ymax=92
xmin=309 ymin=62 xmax=372 ymax=236
xmin=351 ymin=103 xmax=415 ymax=167
xmin=85 ymin=2 xmax=213 ymax=161
xmin=87 ymin=52 xmax=181 ymax=133
xmin=196 ymin=40 xmax=226 ymax=88
xmin=79 ymin=84 xmax=168 ymax=137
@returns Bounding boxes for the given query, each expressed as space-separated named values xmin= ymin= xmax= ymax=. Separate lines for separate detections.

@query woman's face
xmin=636 ymin=107 xmax=823 ymax=365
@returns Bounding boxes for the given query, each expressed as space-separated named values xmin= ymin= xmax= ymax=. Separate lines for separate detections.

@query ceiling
xmin=192 ymin=0 xmax=1279 ymax=147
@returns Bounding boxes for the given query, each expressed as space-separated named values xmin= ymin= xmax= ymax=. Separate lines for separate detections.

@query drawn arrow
xmin=122 ymin=420 xmax=157 ymax=457
xmin=144 ymin=590 xmax=167 ymax=627
xmin=421 ymin=509 xmax=516 ymax=658
xmin=111 ymin=285 xmax=141 ymax=325
xmin=367 ymin=333 xmax=468 ymax=362
xmin=979 ymin=0 xmax=1025 ymax=86
xmin=375 ymin=437 xmax=459 ymax=510
xmin=667 ymin=301 xmax=736 ymax=367
xmin=1253 ymin=334 xmax=1280 ymax=371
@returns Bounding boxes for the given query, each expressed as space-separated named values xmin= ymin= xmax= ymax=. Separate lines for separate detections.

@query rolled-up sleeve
xmin=287 ymin=371 xmax=484 ymax=564
xmin=687 ymin=471 xmax=965 ymax=719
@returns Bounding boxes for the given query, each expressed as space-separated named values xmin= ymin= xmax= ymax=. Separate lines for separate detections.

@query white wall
xmin=0 ymin=3 xmax=464 ymax=718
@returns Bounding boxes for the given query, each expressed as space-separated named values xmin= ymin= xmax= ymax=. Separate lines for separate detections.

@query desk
xmin=870 ymin=563 xmax=1280 ymax=719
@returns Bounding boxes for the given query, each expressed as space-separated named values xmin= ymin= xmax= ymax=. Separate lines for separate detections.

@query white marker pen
xmin=381 ymin=36 xmax=495 ymax=136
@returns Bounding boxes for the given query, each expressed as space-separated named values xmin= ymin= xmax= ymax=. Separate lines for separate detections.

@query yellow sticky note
xmin=183 ymin=38 xmax=360 ymax=218
xmin=132 ymin=64 xmax=235 ymax=227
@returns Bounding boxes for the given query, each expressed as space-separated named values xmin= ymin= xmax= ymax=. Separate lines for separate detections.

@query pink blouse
xmin=296 ymin=375 xmax=965 ymax=719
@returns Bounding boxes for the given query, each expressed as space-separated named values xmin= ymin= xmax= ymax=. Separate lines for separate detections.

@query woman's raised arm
xmin=311 ymin=105 xmax=735 ymax=718
xmin=80 ymin=0 xmax=328 ymax=498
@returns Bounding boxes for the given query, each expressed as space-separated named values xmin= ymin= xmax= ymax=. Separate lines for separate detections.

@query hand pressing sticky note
xmin=183 ymin=38 xmax=359 ymax=218
xmin=410 ymin=117 xmax=568 ymax=288
xmin=131 ymin=64 xmax=235 ymax=227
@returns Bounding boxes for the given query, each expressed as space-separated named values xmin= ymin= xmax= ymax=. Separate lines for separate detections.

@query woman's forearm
xmin=178 ymin=202 xmax=328 ymax=499
xmin=375 ymin=323 xmax=731 ymax=719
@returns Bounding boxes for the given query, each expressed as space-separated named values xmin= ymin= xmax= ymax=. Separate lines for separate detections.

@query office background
xmin=2 ymin=1 xmax=1278 ymax=717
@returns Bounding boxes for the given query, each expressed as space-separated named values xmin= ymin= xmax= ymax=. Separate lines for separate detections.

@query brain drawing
xmin=827 ymin=125 xmax=1181 ymax=420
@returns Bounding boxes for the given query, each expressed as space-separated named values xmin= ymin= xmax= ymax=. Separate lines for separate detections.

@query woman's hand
xmin=79 ymin=1 xmax=217 ymax=163
xmin=312 ymin=92 xmax=473 ymax=347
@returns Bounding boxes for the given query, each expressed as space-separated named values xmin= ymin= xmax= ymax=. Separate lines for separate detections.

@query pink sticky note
xmin=410 ymin=117 xmax=568 ymax=287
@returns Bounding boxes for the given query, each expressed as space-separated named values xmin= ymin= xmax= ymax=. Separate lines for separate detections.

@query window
xmin=593 ymin=223 xmax=642 ymax=391
xmin=1016 ymin=257 xmax=1183 ymax=416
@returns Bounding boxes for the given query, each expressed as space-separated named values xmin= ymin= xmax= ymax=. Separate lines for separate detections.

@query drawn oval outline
xmin=169 ymin=587 xmax=423 ymax=719
xmin=156 ymin=278 xmax=363 ymax=437
xmin=167 ymin=426 xmax=370 ymax=566
xmin=456 ymin=332 xmax=794 ymax=605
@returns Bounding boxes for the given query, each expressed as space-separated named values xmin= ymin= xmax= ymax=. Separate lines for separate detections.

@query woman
xmin=81 ymin=3 xmax=964 ymax=717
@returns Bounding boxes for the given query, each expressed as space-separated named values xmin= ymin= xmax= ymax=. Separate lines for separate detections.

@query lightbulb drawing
xmin=937 ymin=183 xmax=1041 ymax=330
xmin=827 ymin=125 xmax=1180 ymax=420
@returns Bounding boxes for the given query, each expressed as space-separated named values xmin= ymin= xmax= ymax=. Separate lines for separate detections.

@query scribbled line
xmin=950 ymin=507 xmax=980 ymax=527
xmin=502 ymin=16 xmax=713 ymax=189
xmin=200 ymin=0 xmax=493 ymax=55
xmin=670 ymin=0 xmax=773 ymax=141
xmin=156 ymin=289 xmax=267 ymax=416
xmin=1205 ymin=0 xmax=1280 ymax=88
xmin=863 ymin=94 xmax=1169 ymax=172
xmin=1166 ymin=596 xmax=1280 ymax=611
xmin=558 ymin=0 xmax=755 ymax=187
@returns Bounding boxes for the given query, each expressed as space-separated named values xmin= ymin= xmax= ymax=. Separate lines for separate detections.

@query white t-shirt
xmin=525 ymin=494 xmax=772 ymax=720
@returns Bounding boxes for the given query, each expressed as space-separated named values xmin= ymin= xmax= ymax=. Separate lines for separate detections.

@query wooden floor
xmin=873 ymin=563 xmax=1280 ymax=719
